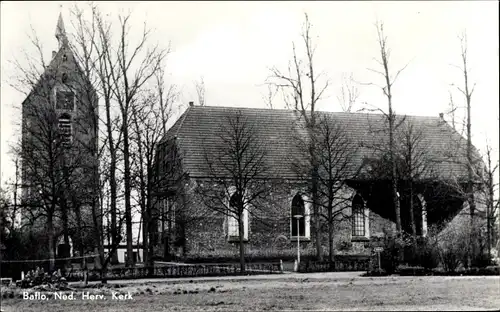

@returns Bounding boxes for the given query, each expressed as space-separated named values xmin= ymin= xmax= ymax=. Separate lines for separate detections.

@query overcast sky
xmin=1 ymin=1 xmax=499 ymax=189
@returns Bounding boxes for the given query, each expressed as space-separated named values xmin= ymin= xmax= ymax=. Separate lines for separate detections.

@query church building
xmin=153 ymin=104 xmax=484 ymax=261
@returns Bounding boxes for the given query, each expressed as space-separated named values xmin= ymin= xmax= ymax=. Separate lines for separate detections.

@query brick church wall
xmin=178 ymin=180 xmax=397 ymax=260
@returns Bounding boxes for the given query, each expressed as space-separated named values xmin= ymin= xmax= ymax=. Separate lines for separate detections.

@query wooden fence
xmin=298 ymin=256 xmax=371 ymax=273
xmin=65 ymin=262 xmax=283 ymax=282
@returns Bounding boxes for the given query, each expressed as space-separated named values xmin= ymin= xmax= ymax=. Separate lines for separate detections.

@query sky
xmin=1 ymin=1 xmax=499 ymax=192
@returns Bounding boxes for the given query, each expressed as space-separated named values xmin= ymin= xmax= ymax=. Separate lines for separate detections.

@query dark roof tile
xmin=164 ymin=106 xmax=476 ymax=181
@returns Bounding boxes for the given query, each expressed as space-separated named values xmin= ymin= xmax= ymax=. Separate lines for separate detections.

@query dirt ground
xmin=1 ymin=273 xmax=499 ymax=311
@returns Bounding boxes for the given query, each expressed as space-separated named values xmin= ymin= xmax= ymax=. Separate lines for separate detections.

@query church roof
xmin=162 ymin=105 xmax=482 ymax=182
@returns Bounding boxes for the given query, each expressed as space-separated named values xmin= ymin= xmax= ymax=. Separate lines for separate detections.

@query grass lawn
xmin=1 ymin=273 xmax=499 ymax=311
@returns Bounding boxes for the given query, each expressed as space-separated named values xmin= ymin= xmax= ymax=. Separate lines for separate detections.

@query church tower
xmin=20 ymin=12 xmax=99 ymax=263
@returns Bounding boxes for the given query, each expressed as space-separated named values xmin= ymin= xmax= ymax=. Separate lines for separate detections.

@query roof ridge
xmin=191 ymin=105 xmax=443 ymax=120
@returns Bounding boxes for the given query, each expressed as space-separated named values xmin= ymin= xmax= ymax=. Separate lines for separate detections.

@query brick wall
xmin=179 ymin=180 xmax=397 ymax=260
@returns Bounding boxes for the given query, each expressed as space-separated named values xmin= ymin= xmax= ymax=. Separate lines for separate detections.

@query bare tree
xmin=445 ymin=91 xmax=463 ymax=134
xmin=194 ymin=76 xmax=206 ymax=106
xmin=196 ymin=112 xmax=272 ymax=272
xmin=8 ymin=24 xmax=97 ymax=271
xmin=451 ymin=31 xmax=478 ymax=253
xmin=0 ymin=158 xmax=23 ymax=243
xmin=130 ymin=61 xmax=177 ymax=269
xmin=87 ymin=6 xmax=125 ymax=265
xmin=396 ymin=120 xmax=434 ymax=254
xmin=68 ymin=4 xmax=109 ymax=273
xmin=262 ymin=84 xmax=279 ymax=109
xmin=0 ymin=188 xmax=13 ymax=262
xmin=361 ymin=20 xmax=410 ymax=244
xmin=337 ymin=73 xmax=359 ymax=112
xmin=309 ymin=115 xmax=360 ymax=268
xmin=71 ymin=3 xmax=170 ymax=279
xmin=266 ymin=13 xmax=329 ymax=260
xmin=481 ymin=142 xmax=498 ymax=258
xmin=102 ymin=11 xmax=168 ymax=267
xmin=68 ymin=4 xmax=126 ymax=276
xmin=438 ymin=31 xmax=485 ymax=264
xmin=12 ymin=87 xmax=85 ymax=272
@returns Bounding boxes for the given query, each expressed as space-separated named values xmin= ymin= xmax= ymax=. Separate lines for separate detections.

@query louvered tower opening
xmin=58 ymin=114 xmax=72 ymax=146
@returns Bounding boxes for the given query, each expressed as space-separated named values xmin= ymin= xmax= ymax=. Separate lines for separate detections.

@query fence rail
xmin=65 ymin=262 xmax=283 ymax=282
xmin=298 ymin=256 xmax=371 ymax=273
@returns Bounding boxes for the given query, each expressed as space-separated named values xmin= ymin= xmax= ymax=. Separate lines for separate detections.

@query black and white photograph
xmin=0 ymin=1 xmax=499 ymax=311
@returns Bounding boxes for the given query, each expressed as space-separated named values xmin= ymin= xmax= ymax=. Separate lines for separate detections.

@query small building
xmin=103 ymin=245 xmax=144 ymax=264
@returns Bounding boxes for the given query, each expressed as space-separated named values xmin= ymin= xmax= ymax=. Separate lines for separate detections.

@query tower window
xmin=61 ymin=73 xmax=68 ymax=83
xmin=56 ymin=90 xmax=74 ymax=110
xmin=58 ymin=114 xmax=72 ymax=146
xmin=62 ymin=54 xmax=67 ymax=62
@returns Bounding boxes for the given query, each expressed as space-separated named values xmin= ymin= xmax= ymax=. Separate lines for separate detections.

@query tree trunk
xmin=238 ymin=214 xmax=245 ymax=274
xmin=486 ymin=183 xmax=492 ymax=258
xmin=389 ymin=116 xmax=402 ymax=237
xmin=91 ymin=189 xmax=106 ymax=284
xmin=312 ymin=179 xmax=322 ymax=261
xmin=123 ymin=116 xmax=134 ymax=267
xmin=74 ymin=202 xmax=85 ymax=268
xmin=310 ymin=133 xmax=322 ymax=261
xmin=146 ymin=174 xmax=155 ymax=272
xmin=47 ymin=210 xmax=55 ymax=272
xmin=142 ymin=211 xmax=149 ymax=265
xmin=61 ymin=199 xmax=69 ymax=246
xmin=139 ymin=165 xmax=148 ymax=265
xmin=468 ymin=189 xmax=476 ymax=260
xmin=105 ymin=96 xmax=119 ymax=264
xmin=134 ymin=115 xmax=149 ymax=267
xmin=100 ymin=266 xmax=108 ymax=284
xmin=109 ymin=161 xmax=118 ymax=264
xmin=408 ymin=182 xmax=417 ymax=259
xmin=328 ymin=207 xmax=334 ymax=270
xmin=464 ymin=42 xmax=476 ymax=260
xmin=147 ymin=227 xmax=155 ymax=276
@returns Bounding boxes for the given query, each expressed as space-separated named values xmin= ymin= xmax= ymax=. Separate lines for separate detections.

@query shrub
xmin=397 ymin=265 xmax=426 ymax=276
xmin=481 ymin=265 xmax=500 ymax=275
xmin=437 ymin=218 xmax=472 ymax=272
xmin=471 ymin=252 xmax=492 ymax=268
xmin=441 ymin=248 xmax=461 ymax=272
xmin=20 ymin=267 xmax=68 ymax=289
xmin=337 ymin=240 xmax=352 ymax=252
xmin=419 ymin=247 xmax=440 ymax=269
xmin=377 ymin=235 xmax=403 ymax=274
xmin=403 ymin=237 xmax=440 ymax=269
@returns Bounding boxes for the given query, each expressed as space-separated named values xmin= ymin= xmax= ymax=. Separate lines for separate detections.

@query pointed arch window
xmin=352 ymin=195 xmax=366 ymax=237
xmin=227 ymin=191 xmax=248 ymax=241
xmin=291 ymin=194 xmax=305 ymax=236
xmin=290 ymin=192 xmax=311 ymax=239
